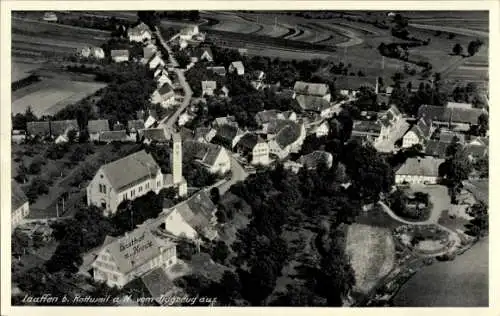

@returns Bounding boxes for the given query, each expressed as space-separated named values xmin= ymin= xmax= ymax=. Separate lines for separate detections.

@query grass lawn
xmin=438 ymin=210 xmax=470 ymax=233
xmin=345 ymin=223 xmax=395 ymax=294
xmin=356 ymin=203 xmax=403 ymax=230
xmin=12 ymin=78 xmax=107 ymax=117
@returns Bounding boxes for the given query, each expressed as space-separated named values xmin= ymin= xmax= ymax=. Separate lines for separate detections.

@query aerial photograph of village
xmin=9 ymin=9 xmax=489 ymax=307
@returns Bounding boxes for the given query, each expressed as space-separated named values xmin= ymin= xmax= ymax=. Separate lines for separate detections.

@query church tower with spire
xmin=171 ymin=132 xmax=187 ymax=197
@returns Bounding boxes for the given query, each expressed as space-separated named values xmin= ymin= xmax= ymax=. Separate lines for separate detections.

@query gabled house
xmin=87 ymin=136 xmax=187 ymax=215
xmin=212 ymin=116 xmax=238 ymax=128
xmin=255 ymin=110 xmax=281 ymax=129
xmin=267 ymin=120 xmax=306 ymax=160
xmin=201 ymin=80 xmax=217 ymax=96
xmin=251 ymin=70 xmax=266 ymax=90
xmin=212 ymin=124 xmax=244 ymax=149
xmin=111 ymin=50 xmax=129 ymax=63
xmin=293 ymin=81 xmax=331 ymax=102
xmin=142 ymin=127 xmax=169 ymax=144
xmin=52 ymin=120 xmax=79 ymax=143
xmin=11 ymin=130 xmax=26 ymax=144
xmin=194 ymin=127 xmax=217 ymax=143
xmin=395 ymin=156 xmax=445 ymax=184
xmin=78 ymin=46 xmax=91 ymax=58
xmin=155 ymin=69 xmax=173 ymax=88
xmin=42 ymin=12 xmax=58 ymax=22
xmin=11 ymin=181 xmax=29 ymax=229
xmin=88 ymin=119 xmax=110 ymax=141
xmin=234 ymin=133 xmax=270 ymax=166
xmin=207 ymin=66 xmax=226 ymax=77
xmin=298 ymin=150 xmax=333 ymax=170
xmin=163 ymin=189 xmax=218 ymax=241
xmin=402 ymin=117 xmax=433 ymax=148
xmin=295 ymin=95 xmax=334 ymax=118
xmin=307 ymin=120 xmax=330 ymax=138
xmin=98 ymin=130 xmax=131 ymax=143
xmin=91 ymin=226 xmax=177 ymax=288
xmin=228 ymin=61 xmax=245 ymax=75
xmin=418 ymin=103 xmax=486 ymax=132
xmin=127 ymin=119 xmax=146 ymax=133
xmin=377 ymin=105 xmax=406 ymax=141
xmin=179 ymin=25 xmax=200 ymax=41
xmin=143 ymin=44 xmax=157 ymax=64
xmin=192 ymin=46 xmax=213 ymax=62
xmin=91 ymin=47 xmax=105 ymax=59
xmin=351 ymin=120 xmax=382 ymax=143
xmin=148 ymin=53 xmax=165 ymax=70
xmin=183 ymin=140 xmax=231 ymax=174
xmin=127 ymin=22 xmax=152 ymax=42
xmin=151 ymin=84 xmax=176 ymax=107
xmin=464 ymin=137 xmax=488 ymax=162
xmin=144 ymin=115 xmax=158 ymax=129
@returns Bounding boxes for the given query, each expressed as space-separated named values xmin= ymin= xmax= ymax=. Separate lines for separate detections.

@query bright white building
xmin=11 ymin=181 xmax=29 ymax=229
xmin=87 ymin=134 xmax=187 ymax=216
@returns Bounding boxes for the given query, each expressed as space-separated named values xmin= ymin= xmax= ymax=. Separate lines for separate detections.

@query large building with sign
xmin=91 ymin=226 xmax=177 ymax=288
xmin=86 ymin=133 xmax=187 ymax=216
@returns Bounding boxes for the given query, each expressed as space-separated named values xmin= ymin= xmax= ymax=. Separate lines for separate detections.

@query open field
xmin=12 ymin=17 xmax=110 ymax=59
xmin=12 ymin=61 xmax=43 ymax=83
xmin=12 ymin=78 xmax=106 ymax=117
xmin=346 ymin=223 xmax=395 ymax=294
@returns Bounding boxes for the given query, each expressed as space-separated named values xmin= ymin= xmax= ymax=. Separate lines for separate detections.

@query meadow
xmin=12 ymin=78 xmax=106 ymax=117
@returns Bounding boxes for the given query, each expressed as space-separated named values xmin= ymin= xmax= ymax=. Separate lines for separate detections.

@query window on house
xmin=139 ymin=186 xmax=142 ymax=192
xmin=131 ymin=189 xmax=135 ymax=197
xmin=157 ymin=181 xmax=161 ymax=188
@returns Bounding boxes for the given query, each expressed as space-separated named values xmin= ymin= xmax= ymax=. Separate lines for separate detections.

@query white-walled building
xmin=127 ymin=22 xmax=152 ymax=43
xmin=163 ymin=189 xmax=219 ymax=241
xmin=111 ymin=50 xmax=129 ymax=63
xmin=151 ymin=84 xmax=176 ymax=107
xmin=179 ymin=25 xmax=200 ymax=41
xmin=395 ymin=156 xmax=444 ymax=184
xmin=235 ymin=133 xmax=270 ymax=166
xmin=402 ymin=117 xmax=433 ymax=148
xmin=293 ymin=81 xmax=331 ymax=102
xmin=228 ymin=61 xmax=245 ymax=75
xmin=87 ymin=134 xmax=187 ymax=216
xmin=201 ymin=80 xmax=217 ymax=96
xmin=91 ymin=226 xmax=177 ymax=288
xmin=11 ymin=181 xmax=29 ymax=229
xmin=183 ymin=140 xmax=231 ymax=174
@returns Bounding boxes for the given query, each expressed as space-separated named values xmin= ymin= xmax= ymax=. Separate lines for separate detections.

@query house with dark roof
xmin=11 ymin=181 xmax=29 ymax=229
xmin=212 ymin=124 xmax=244 ymax=149
xmin=98 ymin=130 xmax=132 ymax=143
xmin=212 ymin=116 xmax=238 ymax=128
xmin=229 ymin=61 xmax=245 ymax=75
xmin=437 ymin=129 xmax=466 ymax=144
xmin=148 ymin=53 xmax=165 ymax=70
xmin=293 ymin=81 xmax=331 ymax=102
xmin=351 ymin=120 xmax=382 ymax=143
xmin=194 ymin=127 xmax=217 ymax=143
xmin=255 ymin=110 xmax=281 ymax=128
xmin=192 ymin=46 xmax=213 ymax=62
xmin=91 ymin=226 xmax=177 ymax=288
xmin=151 ymin=84 xmax=176 ymax=107
xmin=127 ymin=120 xmax=145 ymax=133
xmin=234 ymin=133 xmax=270 ymax=166
xmin=111 ymin=49 xmax=130 ymax=63
xmin=50 ymin=120 xmax=79 ymax=137
xmin=127 ymin=22 xmax=152 ymax=42
xmin=424 ymin=140 xmax=449 ymax=159
xmin=402 ymin=117 xmax=434 ymax=148
xmin=142 ymin=44 xmax=157 ymax=64
xmin=295 ymin=95 xmax=335 ymax=117
xmin=88 ymin=119 xmax=110 ymax=141
xmin=418 ymin=103 xmax=486 ymax=131
xmin=183 ymin=140 xmax=231 ymax=174
xmin=267 ymin=120 xmax=306 ymax=160
xmin=163 ymin=189 xmax=218 ymax=240
xmin=298 ymin=151 xmax=333 ymax=170
xmin=395 ymin=156 xmax=445 ymax=184
xmin=87 ymin=147 xmax=187 ymax=215
xmin=207 ymin=66 xmax=226 ymax=77
xmin=377 ymin=105 xmax=404 ymax=139
xmin=143 ymin=127 xmax=169 ymax=144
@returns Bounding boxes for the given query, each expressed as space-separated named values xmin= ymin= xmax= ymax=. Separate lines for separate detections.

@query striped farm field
xmin=12 ymin=78 xmax=107 ymax=117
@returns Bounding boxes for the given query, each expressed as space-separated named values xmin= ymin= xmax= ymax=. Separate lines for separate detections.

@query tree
xmin=477 ymin=113 xmax=488 ymax=136
xmin=452 ymin=43 xmax=464 ymax=56
xmin=467 ymin=39 xmax=484 ymax=57
xmin=270 ymin=283 xmax=316 ymax=306
xmin=466 ymin=201 xmax=488 ymax=238
xmin=212 ymin=241 xmax=230 ymax=264
xmin=210 ymin=187 xmax=221 ymax=205
xmin=70 ymin=145 xmax=86 ymax=163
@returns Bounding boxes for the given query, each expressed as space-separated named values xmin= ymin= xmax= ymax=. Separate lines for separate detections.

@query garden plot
xmin=346 ymin=223 xmax=395 ymax=294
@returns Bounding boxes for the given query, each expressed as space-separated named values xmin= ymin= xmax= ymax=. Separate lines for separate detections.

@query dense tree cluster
xmin=467 ymin=39 xmax=484 ymax=57
xmin=55 ymin=13 xmax=133 ymax=32
xmin=465 ymin=201 xmax=488 ymax=238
